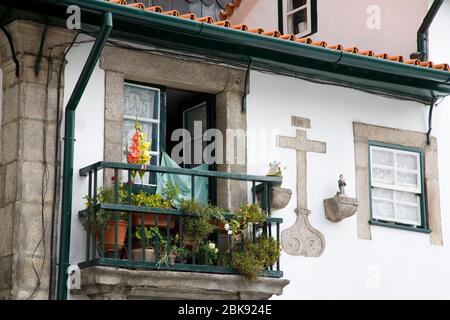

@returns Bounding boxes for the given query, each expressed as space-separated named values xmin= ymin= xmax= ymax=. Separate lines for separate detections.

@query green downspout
xmin=56 ymin=12 xmax=112 ymax=301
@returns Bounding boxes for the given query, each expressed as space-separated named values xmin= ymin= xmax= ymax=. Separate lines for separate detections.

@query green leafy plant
xmin=80 ymin=185 xmax=129 ymax=235
xmin=198 ymin=241 xmax=219 ymax=266
xmin=226 ymin=204 xmax=267 ymax=240
xmin=179 ymin=199 xmax=223 ymax=253
xmin=161 ymin=181 xmax=181 ymax=208
xmin=233 ymin=236 xmax=280 ymax=280
xmin=134 ymin=226 xmax=184 ymax=266
xmin=134 ymin=226 xmax=162 ymax=248
xmin=131 ymin=190 xmax=171 ymax=209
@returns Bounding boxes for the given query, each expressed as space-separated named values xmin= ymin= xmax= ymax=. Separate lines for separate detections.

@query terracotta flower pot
xmin=132 ymin=213 xmax=175 ymax=228
xmin=97 ymin=220 xmax=128 ymax=252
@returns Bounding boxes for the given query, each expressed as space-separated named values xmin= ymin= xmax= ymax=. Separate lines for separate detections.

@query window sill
xmin=369 ymin=219 xmax=431 ymax=234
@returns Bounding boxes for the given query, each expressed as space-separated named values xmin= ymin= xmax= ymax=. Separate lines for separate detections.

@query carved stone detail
xmin=281 ymin=209 xmax=326 ymax=257
xmin=277 ymin=116 xmax=326 ymax=257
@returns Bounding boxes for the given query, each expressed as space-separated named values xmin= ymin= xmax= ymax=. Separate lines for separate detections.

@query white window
xmin=370 ymin=146 xmax=423 ymax=227
xmin=123 ymin=82 xmax=161 ymax=185
xmin=284 ymin=0 xmax=313 ymax=37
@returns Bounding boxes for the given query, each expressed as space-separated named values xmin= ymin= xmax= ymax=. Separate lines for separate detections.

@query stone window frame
xmin=99 ymin=46 xmax=248 ymax=209
xmin=353 ymin=122 xmax=443 ymax=246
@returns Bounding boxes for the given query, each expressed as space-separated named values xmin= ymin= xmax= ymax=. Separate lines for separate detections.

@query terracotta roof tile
xmin=106 ymin=0 xmax=450 ymax=73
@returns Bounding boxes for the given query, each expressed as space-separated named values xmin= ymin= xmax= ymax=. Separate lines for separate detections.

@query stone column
xmin=215 ymin=90 xmax=247 ymax=210
xmin=0 ymin=20 xmax=73 ymax=299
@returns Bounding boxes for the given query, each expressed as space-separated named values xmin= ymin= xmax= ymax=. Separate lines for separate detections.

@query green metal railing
xmin=78 ymin=161 xmax=284 ymax=278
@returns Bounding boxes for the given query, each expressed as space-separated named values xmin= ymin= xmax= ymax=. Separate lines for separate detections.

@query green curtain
xmin=156 ymin=151 xmax=209 ymax=205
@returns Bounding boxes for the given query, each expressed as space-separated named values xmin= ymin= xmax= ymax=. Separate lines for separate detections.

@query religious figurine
xmin=338 ymin=174 xmax=346 ymax=195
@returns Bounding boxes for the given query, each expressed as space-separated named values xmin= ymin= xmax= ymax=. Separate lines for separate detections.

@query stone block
xmin=17 ymin=202 xmax=52 ymax=256
xmin=104 ymin=120 xmax=123 ymax=145
xmin=2 ymin=84 xmax=19 ymax=124
xmin=2 ymin=121 xmax=19 ymax=163
xmin=14 ymin=255 xmax=50 ymax=297
xmin=20 ymin=161 xmax=55 ymax=203
xmin=4 ymin=162 xmax=18 ymax=204
xmin=105 ymin=72 xmax=124 ymax=122
xmin=0 ymin=204 xmax=14 ymax=256
xmin=72 ymin=267 xmax=289 ymax=300
xmin=22 ymin=120 xmax=44 ymax=162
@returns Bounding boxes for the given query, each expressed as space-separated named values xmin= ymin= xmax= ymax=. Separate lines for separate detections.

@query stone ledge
xmin=71 ymin=266 xmax=290 ymax=300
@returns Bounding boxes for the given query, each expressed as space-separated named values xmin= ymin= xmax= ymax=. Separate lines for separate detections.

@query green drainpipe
xmin=56 ymin=11 xmax=112 ymax=301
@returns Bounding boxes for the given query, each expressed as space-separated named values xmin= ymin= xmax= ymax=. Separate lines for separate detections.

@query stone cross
xmin=276 ymin=116 xmax=327 ymax=257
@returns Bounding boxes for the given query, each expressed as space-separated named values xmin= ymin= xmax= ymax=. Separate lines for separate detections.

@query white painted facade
xmin=231 ymin=0 xmax=428 ymax=58
xmin=65 ymin=2 xmax=450 ymax=300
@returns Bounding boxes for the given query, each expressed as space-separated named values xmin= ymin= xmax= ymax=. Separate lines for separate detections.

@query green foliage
xmin=198 ymin=242 xmax=219 ymax=266
xmin=135 ymin=226 xmax=162 ymax=248
xmin=131 ymin=190 xmax=170 ymax=208
xmin=227 ymin=204 xmax=267 ymax=238
xmin=161 ymin=181 xmax=180 ymax=208
xmin=135 ymin=226 xmax=184 ymax=266
xmin=80 ymin=185 xmax=129 ymax=235
xmin=179 ymin=199 xmax=227 ymax=253
xmin=233 ymin=236 xmax=280 ymax=280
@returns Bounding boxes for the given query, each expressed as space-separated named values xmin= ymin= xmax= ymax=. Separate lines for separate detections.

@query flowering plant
xmin=266 ymin=161 xmax=286 ymax=177
xmin=266 ymin=161 xmax=286 ymax=187
xmin=126 ymin=119 xmax=152 ymax=183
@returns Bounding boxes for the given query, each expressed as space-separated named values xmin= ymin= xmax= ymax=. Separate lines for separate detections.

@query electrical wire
xmin=25 ymin=52 xmax=54 ymax=300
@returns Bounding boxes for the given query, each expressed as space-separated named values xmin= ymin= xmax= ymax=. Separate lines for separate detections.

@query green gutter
xmin=56 ymin=11 xmax=112 ymax=300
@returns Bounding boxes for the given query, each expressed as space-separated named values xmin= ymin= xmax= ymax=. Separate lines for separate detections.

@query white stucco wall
xmin=246 ymin=68 xmax=450 ymax=299
xmin=231 ymin=0 xmax=427 ymax=58
xmin=63 ymin=42 xmax=105 ymax=300
xmin=63 ymin=1 xmax=450 ymax=298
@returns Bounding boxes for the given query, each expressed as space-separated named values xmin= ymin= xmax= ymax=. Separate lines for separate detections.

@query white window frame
xmin=370 ymin=145 xmax=423 ymax=227
xmin=123 ymin=82 xmax=161 ymax=186
xmin=284 ymin=0 xmax=312 ymax=37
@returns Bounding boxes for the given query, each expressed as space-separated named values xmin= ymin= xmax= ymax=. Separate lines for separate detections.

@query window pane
xmin=372 ymin=188 xmax=394 ymax=200
xmin=288 ymin=8 xmax=308 ymax=35
xmin=123 ymin=119 xmax=159 ymax=153
xmin=396 ymin=204 xmax=420 ymax=224
xmin=372 ymin=167 xmax=395 ymax=184
xmin=396 ymin=191 xmax=418 ymax=204
xmin=124 ymin=84 xmax=158 ymax=120
xmin=397 ymin=171 xmax=418 ymax=188
xmin=373 ymin=200 xmax=395 ymax=219
xmin=397 ymin=153 xmax=418 ymax=171
xmin=372 ymin=149 xmax=394 ymax=167
xmin=288 ymin=0 xmax=307 ymax=11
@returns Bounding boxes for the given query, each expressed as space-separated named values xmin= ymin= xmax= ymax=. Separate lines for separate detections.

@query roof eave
xmin=19 ymin=0 xmax=450 ymax=103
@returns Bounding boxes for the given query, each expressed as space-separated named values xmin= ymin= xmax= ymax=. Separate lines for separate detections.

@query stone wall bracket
xmin=324 ymin=194 xmax=359 ymax=223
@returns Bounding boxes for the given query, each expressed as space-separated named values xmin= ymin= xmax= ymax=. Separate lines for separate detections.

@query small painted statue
xmin=338 ymin=174 xmax=346 ymax=195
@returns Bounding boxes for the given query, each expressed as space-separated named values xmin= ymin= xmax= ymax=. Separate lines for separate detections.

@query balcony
xmin=71 ymin=162 xmax=290 ymax=300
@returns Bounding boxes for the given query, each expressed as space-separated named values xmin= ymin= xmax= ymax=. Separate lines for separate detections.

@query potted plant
xmin=198 ymin=241 xmax=220 ymax=266
xmin=226 ymin=203 xmax=267 ymax=243
xmin=131 ymin=190 xmax=174 ymax=228
xmin=132 ymin=226 xmax=184 ymax=265
xmin=80 ymin=185 xmax=129 ymax=253
xmin=233 ymin=236 xmax=280 ymax=280
xmin=132 ymin=226 xmax=161 ymax=262
xmin=179 ymin=199 xmax=217 ymax=254
xmin=256 ymin=161 xmax=292 ymax=211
